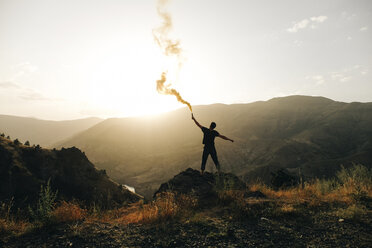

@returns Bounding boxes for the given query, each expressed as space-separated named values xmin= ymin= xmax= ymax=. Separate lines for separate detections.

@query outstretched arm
xmin=191 ymin=114 xmax=203 ymax=129
xmin=218 ymin=134 xmax=234 ymax=143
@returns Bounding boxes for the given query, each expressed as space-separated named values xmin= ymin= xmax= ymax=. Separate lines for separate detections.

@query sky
xmin=0 ymin=0 xmax=371 ymax=120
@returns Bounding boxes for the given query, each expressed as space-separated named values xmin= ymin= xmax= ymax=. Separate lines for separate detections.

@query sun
xmin=80 ymin=34 xmax=190 ymax=118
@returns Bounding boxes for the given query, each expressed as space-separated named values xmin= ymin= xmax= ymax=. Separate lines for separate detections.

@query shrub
xmin=0 ymin=198 xmax=30 ymax=236
xmin=335 ymin=204 xmax=368 ymax=220
xmin=53 ymin=201 xmax=87 ymax=223
xmin=115 ymin=192 xmax=197 ymax=224
xmin=0 ymin=198 xmax=14 ymax=220
xmin=315 ymin=178 xmax=339 ymax=195
xmin=337 ymin=164 xmax=372 ymax=192
xmin=29 ymin=179 xmax=58 ymax=224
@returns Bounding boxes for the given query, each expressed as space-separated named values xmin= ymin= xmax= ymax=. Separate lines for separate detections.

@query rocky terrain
xmin=1 ymin=168 xmax=371 ymax=247
xmin=2 ymin=210 xmax=371 ymax=248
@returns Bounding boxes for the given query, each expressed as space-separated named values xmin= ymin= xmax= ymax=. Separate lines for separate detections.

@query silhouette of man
xmin=191 ymin=113 xmax=234 ymax=174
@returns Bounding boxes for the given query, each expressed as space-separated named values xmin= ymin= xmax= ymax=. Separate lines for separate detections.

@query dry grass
xmin=113 ymin=192 xmax=197 ymax=224
xmin=0 ymin=218 xmax=30 ymax=236
xmin=52 ymin=201 xmax=87 ymax=223
xmin=83 ymin=192 xmax=198 ymax=225
xmin=249 ymin=178 xmax=372 ymax=206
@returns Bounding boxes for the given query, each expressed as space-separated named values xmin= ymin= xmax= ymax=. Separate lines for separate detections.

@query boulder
xmin=154 ymin=168 xmax=246 ymax=205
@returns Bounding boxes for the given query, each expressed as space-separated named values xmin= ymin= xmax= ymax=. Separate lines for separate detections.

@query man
xmin=191 ymin=113 xmax=234 ymax=174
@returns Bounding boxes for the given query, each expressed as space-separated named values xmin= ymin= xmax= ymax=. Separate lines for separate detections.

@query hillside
xmin=0 ymin=115 xmax=102 ymax=147
xmin=2 ymin=166 xmax=371 ymax=247
xmin=0 ymin=136 xmax=141 ymax=208
xmin=58 ymin=95 xmax=372 ymax=198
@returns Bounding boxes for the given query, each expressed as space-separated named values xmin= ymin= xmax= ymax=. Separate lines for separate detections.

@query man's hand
xmin=191 ymin=113 xmax=195 ymax=120
xmin=230 ymin=139 xmax=234 ymax=143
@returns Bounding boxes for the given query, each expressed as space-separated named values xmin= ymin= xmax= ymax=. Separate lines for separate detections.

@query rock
xmin=244 ymin=191 xmax=266 ymax=198
xmin=154 ymin=168 xmax=246 ymax=205
xmin=270 ymin=169 xmax=298 ymax=189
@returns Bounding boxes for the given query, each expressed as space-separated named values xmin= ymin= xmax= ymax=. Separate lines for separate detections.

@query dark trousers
xmin=201 ymin=145 xmax=220 ymax=171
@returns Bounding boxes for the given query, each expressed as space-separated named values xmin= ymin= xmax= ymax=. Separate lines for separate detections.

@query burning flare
xmin=153 ymin=0 xmax=192 ymax=112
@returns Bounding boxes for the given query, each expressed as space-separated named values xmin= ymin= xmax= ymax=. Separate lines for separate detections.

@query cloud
xmin=341 ymin=12 xmax=356 ymax=21
xmin=312 ymin=75 xmax=325 ymax=85
xmin=360 ymin=26 xmax=368 ymax=32
xmin=310 ymin=16 xmax=328 ymax=23
xmin=0 ymin=83 xmax=55 ymax=102
xmin=287 ymin=16 xmax=328 ymax=33
xmin=12 ymin=62 xmax=39 ymax=73
xmin=18 ymin=91 xmax=51 ymax=101
xmin=308 ymin=65 xmax=368 ymax=86
xmin=0 ymin=81 xmax=21 ymax=89
xmin=287 ymin=19 xmax=310 ymax=33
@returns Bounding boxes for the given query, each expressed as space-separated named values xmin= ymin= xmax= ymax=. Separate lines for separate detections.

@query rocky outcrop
xmin=154 ymin=168 xmax=246 ymax=205
xmin=0 ymin=136 xmax=141 ymax=208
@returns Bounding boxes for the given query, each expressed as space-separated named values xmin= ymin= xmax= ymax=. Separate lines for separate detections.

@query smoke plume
xmin=156 ymin=72 xmax=192 ymax=112
xmin=153 ymin=0 xmax=192 ymax=112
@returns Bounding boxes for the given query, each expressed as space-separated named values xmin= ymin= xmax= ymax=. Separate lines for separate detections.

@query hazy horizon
xmin=1 ymin=94 xmax=370 ymax=122
xmin=1 ymin=0 xmax=371 ymax=120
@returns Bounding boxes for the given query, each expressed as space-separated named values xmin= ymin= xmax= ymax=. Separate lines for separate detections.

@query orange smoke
xmin=153 ymin=0 xmax=192 ymax=112
xmin=157 ymin=72 xmax=192 ymax=112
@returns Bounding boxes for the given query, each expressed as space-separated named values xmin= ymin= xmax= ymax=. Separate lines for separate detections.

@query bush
xmin=337 ymin=164 xmax=372 ymax=191
xmin=53 ymin=201 xmax=87 ymax=223
xmin=29 ymin=179 xmax=58 ymax=224
xmin=116 ymin=192 xmax=197 ymax=224
xmin=316 ymin=178 xmax=339 ymax=195
xmin=335 ymin=204 xmax=368 ymax=220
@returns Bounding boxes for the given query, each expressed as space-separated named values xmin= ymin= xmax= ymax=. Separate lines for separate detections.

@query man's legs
xmin=210 ymin=146 xmax=220 ymax=172
xmin=201 ymin=147 xmax=209 ymax=174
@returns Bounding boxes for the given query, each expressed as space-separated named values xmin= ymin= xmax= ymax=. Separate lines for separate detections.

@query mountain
xmin=0 ymin=115 xmax=102 ymax=147
xmin=58 ymin=96 xmax=372 ymax=198
xmin=0 ymin=136 xmax=141 ymax=208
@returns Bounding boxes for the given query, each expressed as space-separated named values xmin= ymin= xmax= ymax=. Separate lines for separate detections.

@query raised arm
xmin=218 ymin=134 xmax=234 ymax=142
xmin=191 ymin=114 xmax=203 ymax=129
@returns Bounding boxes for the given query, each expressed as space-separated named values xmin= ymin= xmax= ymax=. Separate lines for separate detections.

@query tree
xmin=6 ymin=136 xmax=10 ymax=139
xmin=25 ymin=140 xmax=30 ymax=146
xmin=0 ymin=133 xmax=4 ymax=137
xmin=14 ymin=139 xmax=20 ymax=145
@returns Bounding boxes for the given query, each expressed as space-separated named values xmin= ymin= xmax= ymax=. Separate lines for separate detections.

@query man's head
xmin=210 ymin=122 xmax=216 ymax=130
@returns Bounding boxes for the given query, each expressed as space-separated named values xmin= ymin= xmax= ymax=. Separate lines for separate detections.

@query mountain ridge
xmin=15 ymin=96 xmax=372 ymax=198
xmin=57 ymin=96 xmax=372 ymax=198
xmin=0 ymin=115 xmax=103 ymax=147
